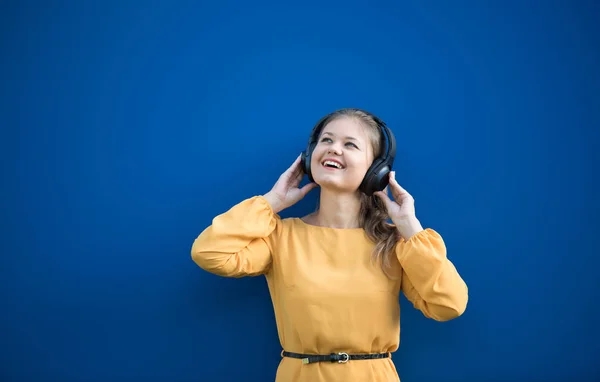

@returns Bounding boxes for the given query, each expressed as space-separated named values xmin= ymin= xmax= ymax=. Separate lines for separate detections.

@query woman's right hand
xmin=263 ymin=154 xmax=318 ymax=213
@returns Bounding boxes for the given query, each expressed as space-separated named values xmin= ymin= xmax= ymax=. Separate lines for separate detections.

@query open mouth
xmin=322 ymin=160 xmax=345 ymax=170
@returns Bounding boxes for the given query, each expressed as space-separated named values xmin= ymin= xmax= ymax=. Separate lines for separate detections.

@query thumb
xmin=300 ymin=182 xmax=318 ymax=196
xmin=374 ymin=190 xmax=394 ymax=211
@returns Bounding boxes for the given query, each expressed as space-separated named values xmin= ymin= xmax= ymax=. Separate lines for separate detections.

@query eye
xmin=346 ymin=142 xmax=358 ymax=148
xmin=320 ymin=137 xmax=332 ymax=143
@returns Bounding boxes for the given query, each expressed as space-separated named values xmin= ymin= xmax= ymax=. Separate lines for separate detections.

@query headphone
xmin=300 ymin=108 xmax=397 ymax=196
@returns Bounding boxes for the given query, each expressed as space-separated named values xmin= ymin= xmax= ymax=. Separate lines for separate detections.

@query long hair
xmin=316 ymin=108 xmax=401 ymax=278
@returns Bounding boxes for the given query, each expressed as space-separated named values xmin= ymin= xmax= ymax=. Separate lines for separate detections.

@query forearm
xmin=397 ymin=229 xmax=468 ymax=320
xmin=191 ymin=196 xmax=277 ymax=277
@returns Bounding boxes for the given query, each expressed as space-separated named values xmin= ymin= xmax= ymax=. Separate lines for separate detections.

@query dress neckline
xmin=293 ymin=217 xmax=364 ymax=232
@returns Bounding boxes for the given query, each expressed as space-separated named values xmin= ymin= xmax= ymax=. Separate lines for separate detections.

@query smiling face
xmin=310 ymin=116 xmax=378 ymax=193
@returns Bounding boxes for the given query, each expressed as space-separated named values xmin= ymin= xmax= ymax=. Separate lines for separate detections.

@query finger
xmin=300 ymin=182 xmax=318 ymax=196
xmin=390 ymin=171 xmax=407 ymax=192
xmin=282 ymin=154 xmax=302 ymax=182
xmin=373 ymin=190 xmax=393 ymax=212
xmin=290 ymin=170 xmax=303 ymax=187
xmin=293 ymin=158 xmax=306 ymax=181
xmin=380 ymin=185 xmax=394 ymax=202
xmin=284 ymin=154 xmax=301 ymax=173
xmin=290 ymin=154 xmax=305 ymax=177
xmin=385 ymin=175 xmax=402 ymax=201
xmin=389 ymin=171 xmax=409 ymax=199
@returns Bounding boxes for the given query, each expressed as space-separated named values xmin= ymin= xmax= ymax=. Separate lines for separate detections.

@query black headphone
xmin=300 ymin=108 xmax=397 ymax=196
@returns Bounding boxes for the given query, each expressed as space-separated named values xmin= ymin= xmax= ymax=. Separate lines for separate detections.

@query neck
xmin=313 ymin=188 xmax=362 ymax=229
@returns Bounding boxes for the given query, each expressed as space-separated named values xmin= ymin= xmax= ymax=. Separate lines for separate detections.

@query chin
xmin=311 ymin=161 xmax=363 ymax=193
xmin=314 ymin=175 xmax=360 ymax=194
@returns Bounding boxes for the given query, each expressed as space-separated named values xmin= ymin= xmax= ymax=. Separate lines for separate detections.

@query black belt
xmin=282 ymin=350 xmax=390 ymax=364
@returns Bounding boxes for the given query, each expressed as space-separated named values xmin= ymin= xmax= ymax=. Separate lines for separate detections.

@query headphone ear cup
xmin=301 ymin=151 xmax=308 ymax=172
xmin=360 ymin=159 xmax=391 ymax=196
xmin=301 ymin=144 xmax=315 ymax=182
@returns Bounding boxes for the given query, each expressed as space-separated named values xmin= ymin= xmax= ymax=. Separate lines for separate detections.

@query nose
xmin=327 ymin=145 xmax=342 ymax=155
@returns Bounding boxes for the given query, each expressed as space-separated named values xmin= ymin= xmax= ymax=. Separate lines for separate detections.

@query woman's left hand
xmin=374 ymin=171 xmax=424 ymax=240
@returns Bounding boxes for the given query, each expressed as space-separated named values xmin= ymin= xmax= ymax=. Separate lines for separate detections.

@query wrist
xmin=262 ymin=192 xmax=284 ymax=214
xmin=394 ymin=216 xmax=424 ymax=240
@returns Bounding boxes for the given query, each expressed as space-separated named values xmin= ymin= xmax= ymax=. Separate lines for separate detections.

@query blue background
xmin=1 ymin=1 xmax=598 ymax=381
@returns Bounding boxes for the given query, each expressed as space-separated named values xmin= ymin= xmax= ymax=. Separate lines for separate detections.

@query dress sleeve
xmin=396 ymin=228 xmax=469 ymax=321
xmin=191 ymin=196 xmax=279 ymax=278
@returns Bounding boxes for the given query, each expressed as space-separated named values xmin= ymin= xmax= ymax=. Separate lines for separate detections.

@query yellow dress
xmin=191 ymin=196 xmax=468 ymax=382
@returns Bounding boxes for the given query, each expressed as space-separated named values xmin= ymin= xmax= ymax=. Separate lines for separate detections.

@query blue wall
xmin=2 ymin=1 xmax=598 ymax=381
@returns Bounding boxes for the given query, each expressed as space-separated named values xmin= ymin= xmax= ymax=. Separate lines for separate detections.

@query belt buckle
xmin=338 ymin=352 xmax=349 ymax=363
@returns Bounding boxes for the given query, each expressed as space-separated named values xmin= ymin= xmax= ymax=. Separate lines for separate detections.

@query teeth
xmin=323 ymin=160 xmax=343 ymax=169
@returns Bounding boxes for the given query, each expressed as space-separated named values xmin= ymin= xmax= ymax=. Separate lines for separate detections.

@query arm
xmin=191 ymin=196 xmax=279 ymax=278
xmin=397 ymin=228 xmax=468 ymax=321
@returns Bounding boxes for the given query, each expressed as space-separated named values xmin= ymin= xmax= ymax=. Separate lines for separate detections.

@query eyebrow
xmin=322 ymin=131 xmax=358 ymax=141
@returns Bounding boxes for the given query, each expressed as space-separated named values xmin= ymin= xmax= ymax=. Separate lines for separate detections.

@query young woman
xmin=191 ymin=108 xmax=468 ymax=382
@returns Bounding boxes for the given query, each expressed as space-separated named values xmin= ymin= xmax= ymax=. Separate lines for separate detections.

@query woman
xmin=191 ymin=108 xmax=468 ymax=381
